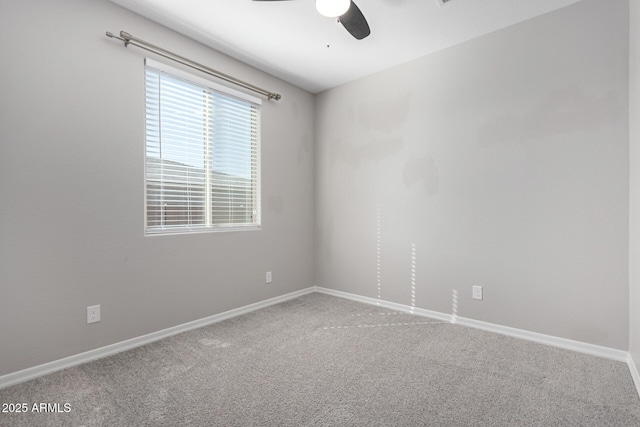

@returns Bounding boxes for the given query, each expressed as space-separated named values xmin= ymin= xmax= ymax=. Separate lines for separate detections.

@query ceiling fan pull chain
xmin=324 ymin=17 xmax=332 ymax=48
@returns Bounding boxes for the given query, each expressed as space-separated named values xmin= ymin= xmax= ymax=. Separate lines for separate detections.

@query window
xmin=144 ymin=59 xmax=261 ymax=235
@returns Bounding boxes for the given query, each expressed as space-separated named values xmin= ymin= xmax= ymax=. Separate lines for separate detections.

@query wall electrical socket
xmin=87 ymin=305 xmax=101 ymax=324
xmin=472 ymin=286 xmax=483 ymax=301
xmin=266 ymin=271 xmax=272 ymax=284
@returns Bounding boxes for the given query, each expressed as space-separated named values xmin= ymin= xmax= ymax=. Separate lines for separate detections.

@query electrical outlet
xmin=472 ymin=286 xmax=483 ymax=301
xmin=266 ymin=271 xmax=272 ymax=284
xmin=87 ymin=305 xmax=101 ymax=324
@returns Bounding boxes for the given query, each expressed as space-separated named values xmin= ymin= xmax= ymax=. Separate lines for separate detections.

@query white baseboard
xmin=629 ymin=353 xmax=640 ymax=398
xmin=1 ymin=286 xmax=633 ymax=393
xmin=0 ymin=287 xmax=316 ymax=390
xmin=314 ymin=286 xmax=629 ymax=363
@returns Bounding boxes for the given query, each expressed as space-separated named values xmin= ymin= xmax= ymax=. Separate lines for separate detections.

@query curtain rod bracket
xmin=105 ymin=29 xmax=281 ymax=101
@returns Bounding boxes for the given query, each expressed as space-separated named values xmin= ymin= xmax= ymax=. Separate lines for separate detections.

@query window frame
xmin=143 ymin=58 xmax=262 ymax=236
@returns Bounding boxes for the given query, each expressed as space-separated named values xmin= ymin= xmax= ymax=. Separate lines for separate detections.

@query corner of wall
xmin=629 ymin=0 xmax=640 ymax=382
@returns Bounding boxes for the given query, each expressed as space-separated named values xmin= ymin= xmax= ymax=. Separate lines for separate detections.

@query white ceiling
xmin=110 ymin=0 xmax=584 ymax=94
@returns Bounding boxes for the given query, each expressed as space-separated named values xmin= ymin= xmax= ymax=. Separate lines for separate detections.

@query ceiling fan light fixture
xmin=316 ymin=0 xmax=350 ymax=18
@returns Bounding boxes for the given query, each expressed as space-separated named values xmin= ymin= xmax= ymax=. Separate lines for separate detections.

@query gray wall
xmin=0 ymin=0 xmax=315 ymax=376
xmin=630 ymin=0 xmax=640 ymax=366
xmin=315 ymin=0 xmax=630 ymax=350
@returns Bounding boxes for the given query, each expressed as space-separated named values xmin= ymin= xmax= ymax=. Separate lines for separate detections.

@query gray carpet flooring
xmin=1 ymin=293 xmax=639 ymax=426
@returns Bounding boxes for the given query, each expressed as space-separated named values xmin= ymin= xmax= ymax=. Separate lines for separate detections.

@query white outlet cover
xmin=87 ymin=305 xmax=101 ymax=324
xmin=472 ymin=286 xmax=483 ymax=301
xmin=266 ymin=272 xmax=272 ymax=284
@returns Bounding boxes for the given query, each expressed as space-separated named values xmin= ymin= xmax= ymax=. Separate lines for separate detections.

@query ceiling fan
xmin=252 ymin=0 xmax=371 ymax=40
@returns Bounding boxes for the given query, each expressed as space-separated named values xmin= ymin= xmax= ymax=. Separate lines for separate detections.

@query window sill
xmin=145 ymin=224 xmax=261 ymax=236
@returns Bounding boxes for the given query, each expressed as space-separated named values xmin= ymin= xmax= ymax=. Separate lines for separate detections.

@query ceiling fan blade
xmin=339 ymin=1 xmax=370 ymax=40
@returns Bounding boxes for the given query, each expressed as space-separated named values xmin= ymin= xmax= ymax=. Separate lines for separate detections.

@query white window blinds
xmin=144 ymin=59 xmax=261 ymax=235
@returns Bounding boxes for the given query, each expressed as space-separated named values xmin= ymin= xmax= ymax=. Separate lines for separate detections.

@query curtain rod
xmin=106 ymin=30 xmax=281 ymax=101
